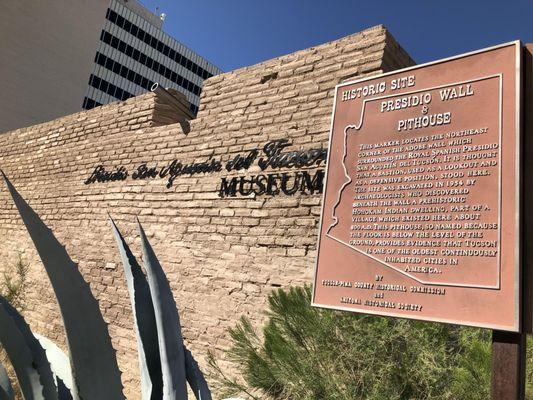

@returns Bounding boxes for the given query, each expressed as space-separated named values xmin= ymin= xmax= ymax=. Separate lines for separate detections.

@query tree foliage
xmin=0 ymin=253 xmax=32 ymax=400
xmin=209 ymin=285 xmax=496 ymax=400
xmin=1 ymin=253 xmax=31 ymax=312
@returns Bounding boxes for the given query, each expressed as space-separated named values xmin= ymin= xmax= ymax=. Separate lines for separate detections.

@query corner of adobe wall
xmin=381 ymin=27 xmax=417 ymax=72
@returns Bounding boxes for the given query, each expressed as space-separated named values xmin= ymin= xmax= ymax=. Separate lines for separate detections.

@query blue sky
xmin=139 ymin=0 xmax=532 ymax=72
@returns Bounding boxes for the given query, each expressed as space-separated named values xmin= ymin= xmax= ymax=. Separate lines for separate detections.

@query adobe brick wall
xmin=0 ymin=25 xmax=414 ymax=399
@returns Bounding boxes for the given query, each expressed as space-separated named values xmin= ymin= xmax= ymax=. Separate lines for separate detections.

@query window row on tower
xmin=105 ymin=8 xmax=216 ymax=81
xmin=100 ymin=30 xmax=202 ymax=96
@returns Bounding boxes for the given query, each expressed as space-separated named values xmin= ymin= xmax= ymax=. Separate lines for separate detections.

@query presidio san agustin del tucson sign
xmin=313 ymin=42 xmax=521 ymax=331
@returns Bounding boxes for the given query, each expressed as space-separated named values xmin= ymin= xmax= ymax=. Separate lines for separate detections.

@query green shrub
xmin=0 ymin=253 xmax=31 ymax=400
xmin=1 ymin=253 xmax=31 ymax=312
xmin=209 ymin=285 xmax=493 ymax=400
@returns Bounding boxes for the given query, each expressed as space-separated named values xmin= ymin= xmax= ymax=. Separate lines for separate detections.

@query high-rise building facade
xmin=84 ymin=0 xmax=222 ymax=115
xmin=0 ymin=0 xmax=221 ymax=133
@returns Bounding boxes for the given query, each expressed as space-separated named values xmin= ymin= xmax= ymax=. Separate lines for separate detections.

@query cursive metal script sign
xmin=84 ymin=139 xmax=327 ymax=198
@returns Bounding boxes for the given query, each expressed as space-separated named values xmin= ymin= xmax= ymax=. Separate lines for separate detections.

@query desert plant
xmin=0 ymin=253 xmax=32 ymax=400
xmin=449 ymin=327 xmax=491 ymax=400
xmin=208 ymin=285 xmax=494 ymax=400
xmin=0 ymin=171 xmax=211 ymax=400
xmin=0 ymin=253 xmax=31 ymax=313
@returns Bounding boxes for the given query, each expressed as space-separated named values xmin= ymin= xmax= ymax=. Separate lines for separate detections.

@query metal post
xmin=491 ymin=330 xmax=526 ymax=400
xmin=491 ymin=43 xmax=531 ymax=400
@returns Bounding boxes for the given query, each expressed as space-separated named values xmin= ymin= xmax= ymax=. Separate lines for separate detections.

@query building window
xmin=93 ymin=51 xmax=154 ymax=91
xmin=98 ymin=28 xmax=206 ymax=101
xmin=82 ymin=97 xmax=102 ymax=110
xmin=88 ymin=73 xmax=133 ymax=101
xmin=82 ymin=96 xmax=103 ymax=110
xmin=105 ymin=8 xmax=216 ymax=81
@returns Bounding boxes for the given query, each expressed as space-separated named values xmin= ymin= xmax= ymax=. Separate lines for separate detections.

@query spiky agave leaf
xmin=109 ymin=217 xmax=163 ymax=400
xmin=0 ymin=386 xmax=10 ymax=400
xmin=0 ymin=362 xmax=15 ymax=400
xmin=0 ymin=171 xmax=125 ymax=400
xmin=34 ymin=334 xmax=76 ymax=400
xmin=0 ymin=300 xmax=45 ymax=400
xmin=184 ymin=347 xmax=212 ymax=400
xmin=0 ymin=297 xmax=58 ymax=400
xmin=137 ymin=219 xmax=188 ymax=400
xmin=113 ymin=218 xmax=212 ymax=399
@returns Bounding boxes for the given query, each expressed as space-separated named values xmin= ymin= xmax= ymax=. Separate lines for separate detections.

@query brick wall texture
xmin=0 ymin=25 xmax=414 ymax=399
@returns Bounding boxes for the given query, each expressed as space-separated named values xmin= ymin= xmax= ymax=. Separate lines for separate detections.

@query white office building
xmin=84 ymin=0 xmax=222 ymax=115
xmin=0 ymin=0 xmax=221 ymax=133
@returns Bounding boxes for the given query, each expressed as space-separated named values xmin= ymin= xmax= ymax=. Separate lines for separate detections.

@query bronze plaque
xmin=313 ymin=42 xmax=522 ymax=331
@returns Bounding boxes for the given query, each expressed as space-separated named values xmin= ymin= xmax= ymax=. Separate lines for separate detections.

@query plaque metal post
xmin=490 ymin=43 xmax=532 ymax=400
xmin=491 ymin=330 xmax=526 ymax=400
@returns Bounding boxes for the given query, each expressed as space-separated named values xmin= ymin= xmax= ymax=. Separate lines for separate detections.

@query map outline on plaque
xmin=312 ymin=41 xmax=522 ymax=332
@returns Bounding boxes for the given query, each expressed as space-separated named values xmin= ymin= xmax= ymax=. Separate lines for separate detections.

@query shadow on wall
xmin=0 ymin=170 xmax=211 ymax=400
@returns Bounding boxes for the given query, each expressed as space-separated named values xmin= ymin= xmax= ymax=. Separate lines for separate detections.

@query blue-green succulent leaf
xmin=184 ymin=347 xmax=212 ymax=400
xmin=0 ymin=171 xmax=125 ymax=400
xmin=33 ymin=334 xmax=76 ymax=400
xmin=0 ymin=297 xmax=57 ymax=400
xmin=137 ymin=219 xmax=188 ymax=400
xmin=0 ymin=301 xmax=44 ymax=400
xmin=109 ymin=217 xmax=163 ymax=400
xmin=0 ymin=386 xmax=11 ymax=400
xmin=0 ymin=362 xmax=15 ymax=400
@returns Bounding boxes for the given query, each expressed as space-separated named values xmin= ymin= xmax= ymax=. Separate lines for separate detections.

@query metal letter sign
xmin=313 ymin=42 xmax=522 ymax=331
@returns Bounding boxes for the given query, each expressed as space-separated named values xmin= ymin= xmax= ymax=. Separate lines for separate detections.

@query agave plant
xmin=0 ymin=361 xmax=15 ymax=400
xmin=0 ymin=171 xmax=211 ymax=400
